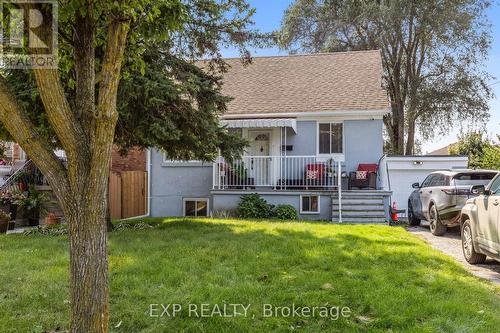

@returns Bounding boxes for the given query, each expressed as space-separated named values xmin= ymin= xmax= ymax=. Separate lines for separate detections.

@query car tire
xmin=429 ymin=204 xmax=446 ymax=236
xmin=461 ymin=220 xmax=486 ymax=264
xmin=407 ymin=202 xmax=420 ymax=226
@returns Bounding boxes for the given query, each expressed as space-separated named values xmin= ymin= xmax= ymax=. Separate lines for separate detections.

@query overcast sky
xmin=220 ymin=0 xmax=500 ymax=153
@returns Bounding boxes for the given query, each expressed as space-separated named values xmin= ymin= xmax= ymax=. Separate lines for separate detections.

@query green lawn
xmin=1 ymin=218 xmax=499 ymax=332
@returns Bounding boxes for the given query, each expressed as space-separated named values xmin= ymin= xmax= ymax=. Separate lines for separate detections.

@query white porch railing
xmin=213 ymin=156 xmax=342 ymax=190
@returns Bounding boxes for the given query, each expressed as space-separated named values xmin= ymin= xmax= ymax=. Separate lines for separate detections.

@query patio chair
xmin=349 ymin=163 xmax=378 ymax=189
xmin=304 ymin=163 xmax=330 ymax=189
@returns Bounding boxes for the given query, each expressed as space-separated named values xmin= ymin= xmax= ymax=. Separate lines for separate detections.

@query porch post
xmin=338 ymin=160 xmax=342 ymax=223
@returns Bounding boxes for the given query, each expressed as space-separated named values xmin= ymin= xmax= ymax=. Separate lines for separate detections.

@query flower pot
xmin=44 ymin=213 xmax=60 ymax=226
xmin=0 ymin=218 xmax=8 ymax=233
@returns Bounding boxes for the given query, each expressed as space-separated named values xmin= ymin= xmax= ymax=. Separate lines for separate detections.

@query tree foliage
xmin=449 ymin=132 xmax=500 ymax=170
xmin=2 ymin=0 xmax=261 ymax=160
xmin=279 ymin=0 xmax=493 ymax=154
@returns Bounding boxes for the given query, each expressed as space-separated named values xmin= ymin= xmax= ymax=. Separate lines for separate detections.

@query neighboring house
xmin=149 ymin=50 xmax=393 ymax=222
xmin=427 ymin=143 xmax=457 ymax=156
xmin=0 ymin=142 xmax=28 ymax=185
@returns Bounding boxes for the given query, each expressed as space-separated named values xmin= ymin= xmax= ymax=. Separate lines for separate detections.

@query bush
xmin=23 ymin=224 xmax=68 ymax=236
xmin=236 ymin=193 xmax=274 ymax=219
xmin=273 ymin=204 xmax=298 ymax=220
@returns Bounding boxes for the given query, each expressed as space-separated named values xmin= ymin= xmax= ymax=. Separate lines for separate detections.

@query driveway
xmin=408 ymin=222 xmax=500 ymax=285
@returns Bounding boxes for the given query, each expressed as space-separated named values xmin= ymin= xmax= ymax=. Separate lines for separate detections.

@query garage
xmin=378 ymin=155 xmax=469 ymax=216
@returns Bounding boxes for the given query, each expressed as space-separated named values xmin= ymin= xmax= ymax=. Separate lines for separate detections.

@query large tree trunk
xmin=405 ymin=117 xmax=416 ymax=155
xmin=66 ymin=200 xmax=109 ymax=332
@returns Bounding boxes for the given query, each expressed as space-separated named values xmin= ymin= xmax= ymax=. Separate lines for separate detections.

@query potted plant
xmin=8 ymin=190 xmax=27 ymax=230
xmin=0 ymin=210 xmax=11 ymax=234
xmin=19 ymin=187 xmax=49 ymax=226
xmin=0 ymin=190 xmax=12 ymax=212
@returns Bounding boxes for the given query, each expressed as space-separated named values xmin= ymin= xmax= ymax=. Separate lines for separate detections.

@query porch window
xmin=300 ymin=195 xmax=320 ymax=214
xmin=318 ymin=123 xmax=343 ymax=154
xmin=183 ymin=198 xmax=209 ymax=217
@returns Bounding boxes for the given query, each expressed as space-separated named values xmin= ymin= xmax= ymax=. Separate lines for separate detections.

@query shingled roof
xmin=203 ymin=50 xmax=389 ymax=116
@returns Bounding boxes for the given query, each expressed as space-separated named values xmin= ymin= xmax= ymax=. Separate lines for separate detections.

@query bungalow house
xmin=149 ymin=50 xmax=392 ymax=222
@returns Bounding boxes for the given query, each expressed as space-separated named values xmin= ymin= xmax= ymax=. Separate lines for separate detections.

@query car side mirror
xmin=412 ymin=182 xmax=420 ymax=189
xmin=471 ymin=184 xmax=488 ymax=195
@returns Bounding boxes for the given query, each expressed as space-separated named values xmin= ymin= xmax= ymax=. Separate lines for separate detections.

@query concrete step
xmin=332 ymin=194 xmax=384 ymax=199
xmin=332 ymin=210 xmax=385 ymax=217
xmin=332 ymin=204 xmax=384 ymax=211
xmin=332 ymin=199 xmax=384 ymax=205
xmin=332 ymin=216 xmax=387 ymax=224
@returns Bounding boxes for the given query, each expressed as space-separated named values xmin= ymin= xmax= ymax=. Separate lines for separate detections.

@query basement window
xmin=300 ymin=195 xmax=320 ymax=214
xmin=183 ymin=198 xmax=209 ymax=217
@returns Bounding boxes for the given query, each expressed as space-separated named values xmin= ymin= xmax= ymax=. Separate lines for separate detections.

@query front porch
xmin=213 ymin=155 xmax=344 ymax=191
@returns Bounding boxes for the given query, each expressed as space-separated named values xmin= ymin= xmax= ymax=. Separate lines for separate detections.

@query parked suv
xmin=408 ymin=170 xmax=498 ymax=236
xmin=460 ymin=174 xmax=500 ymax=264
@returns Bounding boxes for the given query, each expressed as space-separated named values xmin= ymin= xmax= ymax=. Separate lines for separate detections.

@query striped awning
xmin=220 ymin=118 xmax=297 ymax=133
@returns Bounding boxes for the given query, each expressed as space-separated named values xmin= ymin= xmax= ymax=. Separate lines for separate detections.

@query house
xmin=149 ymin=50 xmax=393 ymax=222
xmin=427 ymin=143 xmax=457 ymax=155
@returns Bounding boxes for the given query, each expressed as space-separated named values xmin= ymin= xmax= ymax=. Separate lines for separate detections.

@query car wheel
xmin=461 ymin=220 xmax=486 ymax=264
xmin=429 ymin=204 xmax=446 ymax=236
xmin=407 ymin=202 xmax=420 ymax=226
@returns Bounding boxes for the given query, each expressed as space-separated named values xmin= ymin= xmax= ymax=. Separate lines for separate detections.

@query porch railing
xmin=213 ymin=156 xmax=341 ymax=190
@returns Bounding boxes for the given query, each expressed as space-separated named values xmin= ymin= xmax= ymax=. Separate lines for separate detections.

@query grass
xmin=1 ymin=218 xmax=499 ymax=332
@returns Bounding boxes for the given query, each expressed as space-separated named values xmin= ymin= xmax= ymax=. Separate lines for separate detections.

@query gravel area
xmin=408 ymin=222 xmax=500 ymax=285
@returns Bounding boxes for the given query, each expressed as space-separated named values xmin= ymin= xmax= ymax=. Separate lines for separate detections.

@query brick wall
xmin=111 ymin=146 xmax=146 ymax=173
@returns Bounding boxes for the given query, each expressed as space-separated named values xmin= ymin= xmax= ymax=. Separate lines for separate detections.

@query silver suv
xmin=460 ymin=174 xmax=500 ymax=264
xmin=408 ymin=170 xmax=498 ymax=235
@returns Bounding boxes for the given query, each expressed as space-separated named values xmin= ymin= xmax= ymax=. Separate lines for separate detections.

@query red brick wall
xmin=111 ymin=146 xmax=146 ymax=173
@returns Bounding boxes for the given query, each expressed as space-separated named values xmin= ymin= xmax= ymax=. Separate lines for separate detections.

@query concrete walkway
xmin=408 ymin=222 xmax=500 ymax=285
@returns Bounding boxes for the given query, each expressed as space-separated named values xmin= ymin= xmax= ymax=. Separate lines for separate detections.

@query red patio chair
xmin=349 ymin=163 xmax=378 ymax=189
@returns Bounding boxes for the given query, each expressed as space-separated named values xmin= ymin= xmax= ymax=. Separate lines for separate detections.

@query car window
xmin=489 ymin=175 xmax=500 ymax=194
xmin=453 ymin=172 xmax=497 ymax=186
xmin=421 ymin=175 xmax=434 ymax=188
xmin=431 ymin=174 xmax=445 ymax=187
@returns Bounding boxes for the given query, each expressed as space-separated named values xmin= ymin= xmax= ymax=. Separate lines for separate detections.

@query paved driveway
xmin=408 ymin=222 xmax=500 ymax=285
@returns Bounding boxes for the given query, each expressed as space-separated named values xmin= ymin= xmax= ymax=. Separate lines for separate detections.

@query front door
xmin=248 ymin=130 xmax=271 ymax=185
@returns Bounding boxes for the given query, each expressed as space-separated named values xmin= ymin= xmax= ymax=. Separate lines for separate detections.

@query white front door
xmin=248 ymin=130 xmax=271 ymax=185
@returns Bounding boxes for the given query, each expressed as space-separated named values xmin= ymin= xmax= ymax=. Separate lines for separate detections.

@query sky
xmin=221 ymin=0 xmax=500 ymax=153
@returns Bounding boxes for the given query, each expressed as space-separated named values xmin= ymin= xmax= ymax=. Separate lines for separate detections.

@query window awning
xmin=220 ymin=118 xmax=297 ymax=133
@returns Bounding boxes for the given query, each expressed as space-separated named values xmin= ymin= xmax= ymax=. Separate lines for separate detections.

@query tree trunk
xmin=406 ymin=117 xmax=416 ymax=155
xmin=66 ymin=194 xmax=109 ymax=333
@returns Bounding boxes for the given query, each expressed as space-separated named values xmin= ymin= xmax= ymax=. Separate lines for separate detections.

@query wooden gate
xmin=109 ymin=171 xmax=147 ymax=219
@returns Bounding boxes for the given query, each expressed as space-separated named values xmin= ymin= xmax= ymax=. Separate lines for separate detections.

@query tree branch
xmin=0 ymin=77 xmax=70 ymax=196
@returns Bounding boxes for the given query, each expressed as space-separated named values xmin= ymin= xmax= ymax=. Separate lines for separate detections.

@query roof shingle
xmin=202 ymin=50 xmax=390 ymax=116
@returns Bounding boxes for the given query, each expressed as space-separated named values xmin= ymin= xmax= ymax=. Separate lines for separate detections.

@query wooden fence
xmin=109 ymin=171 xmax=147 ymax=219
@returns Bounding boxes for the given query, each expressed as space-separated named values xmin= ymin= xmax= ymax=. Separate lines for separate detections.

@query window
xmin=300 ymin=195 xmax=320 ymax=214
xmin=183 ymin=198 xmax=209 ymax=217
xmin=488 ymin=175 xmax=500 ymax=194
xmin=318 ymin=123 xmax=343 ymax=154
xmin=421 ymin=175 xmax=434 ymax=188
xmin=163 ymin=153 xmax=204 ymax=166
xmin=430 ymin=174 xmax=446 ymax=187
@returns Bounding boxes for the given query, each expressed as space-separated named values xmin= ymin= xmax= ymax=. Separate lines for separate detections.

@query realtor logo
xmin=0 ymin=0 xmax=57 ymax=69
